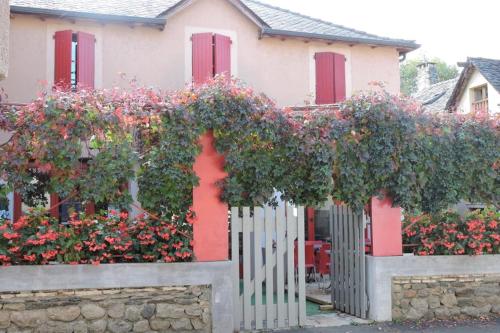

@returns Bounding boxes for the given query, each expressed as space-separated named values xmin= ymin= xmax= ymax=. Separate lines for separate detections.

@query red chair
xmin=317 ymin=243 xmax=331 ymax=288
xmin=305 ymin=243 xmax=317 ymax=282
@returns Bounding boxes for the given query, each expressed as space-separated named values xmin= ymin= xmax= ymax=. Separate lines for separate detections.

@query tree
xmin=400 ymin=57 xmax=459 ymax=96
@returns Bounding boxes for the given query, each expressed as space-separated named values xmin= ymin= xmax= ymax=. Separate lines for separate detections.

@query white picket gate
xmin=231 ymin=204 xmax=306 ymax=331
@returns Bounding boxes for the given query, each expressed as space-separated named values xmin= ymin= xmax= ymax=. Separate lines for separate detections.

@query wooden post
xmin=192 ymin=131 xmax=229 ymax=261
xmin=12 ymin=192 xmax=22 ymax=222
xmin=306 ymin=207 xmax=315 ymax=241
xmin=370 ymin=195 xmax=403 ymax=256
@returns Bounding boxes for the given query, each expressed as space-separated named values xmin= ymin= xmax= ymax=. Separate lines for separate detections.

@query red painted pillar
xmin=192 ymin=131 xmax=229 ymax=261
xmin=370 ymin=195 xmax=403 ymax=256
xmin=306 ymin=207 xmax=315 ymax=241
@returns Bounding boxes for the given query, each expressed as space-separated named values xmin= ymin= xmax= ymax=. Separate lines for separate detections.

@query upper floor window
xmin=54 ymin=30 xmax=95 ymax=90
xmin=471 ymin=84 xmax=488 ymax=113
xmin=314 ymin=52 xmax=346 ymax=105
xmin=192 ymin=33 xmax=232 ymax=84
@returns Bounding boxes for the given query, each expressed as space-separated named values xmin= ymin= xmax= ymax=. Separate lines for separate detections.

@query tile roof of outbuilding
xmin=413 ymin=77 xmax=458 ymax=113
xmin=10 ymin=0 xmax=419 ymax=50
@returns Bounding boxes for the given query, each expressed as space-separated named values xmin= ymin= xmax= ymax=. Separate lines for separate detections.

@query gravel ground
xmin=274 ymin=317 xmax=500 ymax=333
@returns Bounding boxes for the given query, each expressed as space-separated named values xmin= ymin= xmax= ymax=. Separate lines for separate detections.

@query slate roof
xmin=9 ymin=0 xmax=419 ymax=50
xmin=468 ymin=57 xmax=500 ymax=93
xmin=413 ymin=78 xmax=458 ymax=113
xmin=9 ymin=0 xmax=180 ymax=18
xmin=446 ymin=57 xmax=500 ymax=110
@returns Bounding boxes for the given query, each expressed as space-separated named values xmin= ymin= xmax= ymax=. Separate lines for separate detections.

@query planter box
xmin=0 ymin=261 xmax=233 ymax=333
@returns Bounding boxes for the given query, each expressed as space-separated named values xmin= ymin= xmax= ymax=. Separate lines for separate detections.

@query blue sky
xmin=265 ymin=0 xmax=499 ymax=65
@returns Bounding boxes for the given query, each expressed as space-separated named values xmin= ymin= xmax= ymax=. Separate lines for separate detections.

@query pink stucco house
xmin=1 ymin=0 xmax=418 ymax=238
xmin=3 ymin=0 xmax=418 ymax=106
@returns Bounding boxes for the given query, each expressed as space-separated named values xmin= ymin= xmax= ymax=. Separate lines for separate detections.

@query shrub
xmin=403 ymin=207 xmax=500 ymax=255
xmin=0 ymin=211 xmax=192 ymax=265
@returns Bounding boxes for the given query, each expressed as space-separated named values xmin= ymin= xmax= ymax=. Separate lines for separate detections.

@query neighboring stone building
xmin=0 ymin=0 xmax=9 ymax=80
xmin=412 ymin=61 xmax=458 ymax=113
xmin=446 ymin=57 xmax=500 ymax=114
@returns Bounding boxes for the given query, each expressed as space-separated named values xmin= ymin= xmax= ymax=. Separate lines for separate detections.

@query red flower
xmin=3 ymin=232 xmax=20 ymax=240
xmin=23 ymin=254 xmax=36 ymax=262
xmin=41 ymin=250 xmax=58 ymax=260
xmin=8 ymin=246 xmax=20 ymax=253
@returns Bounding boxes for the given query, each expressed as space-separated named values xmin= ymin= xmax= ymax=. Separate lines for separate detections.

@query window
xmin=472 ymin=85 xmax=488 ymax=102
xmin=55 ymin=30 xmax=95 ymax=90
xmin=192 ymin=33 xmax=231 ymax=84
xmin=471 ymin=85 xmax=488 ymax=112
xmin=314 ymin=52 xmax=346 ymax=105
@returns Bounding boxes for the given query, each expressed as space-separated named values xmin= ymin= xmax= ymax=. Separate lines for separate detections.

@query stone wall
xmin=0 ymin=286 xmax=211 ymax=333
xmin=392 ymin=274 xmax=500 ymax=320
xmin=0 ymin=0 xmax=8 ymax=80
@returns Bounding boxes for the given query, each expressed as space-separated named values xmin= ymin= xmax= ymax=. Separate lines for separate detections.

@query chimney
xmin=416 ymin=61 xmax=438 ymax=91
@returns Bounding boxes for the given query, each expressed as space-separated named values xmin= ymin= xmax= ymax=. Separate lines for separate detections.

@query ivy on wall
xmin=0 ymin=77 xmax=498 ymax=222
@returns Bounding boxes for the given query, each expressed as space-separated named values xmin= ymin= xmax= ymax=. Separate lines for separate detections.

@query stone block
xmin=0 ymin=311 xmax=9 ymax=329
xmin=107 ymin=303 xmax=125 ymax=319
xmin=410 ymin=298 xmax=428 ymax=312
xmin=107 ymin=319 xmax=132 ymax=333
xmin=2 ymin=304 xmax=25 ymax=312
xmin=88 ymin=319 xmax=107 ymax=333
xmin=81 ymin=304 xmax=106 ymax=320
xmin=133 ymin=320 xmax=150 ymax=333
xmin=170 ymin=317 xmax=192 ymax=330
xmin=149 ymin=318 xmax=171 ymax=330
xmin=47 ymin=306 xmax=80 ymax=322
xmin=403 ymin=290 xmax=417 ymax=298
xmin=440 ymin=294 xmax=457 ymax=307
xmin=11 ymin=310 xmax=47 ymax=328
xmin=125 ymin=305 xmax=142 ymax=322
xmin=156 ymin=303 xmax=185 ymax=319
xmin=140 ymin=304 xmax=155 ymax=319
xmin=428 ymin=296 xmax=440 ymax=309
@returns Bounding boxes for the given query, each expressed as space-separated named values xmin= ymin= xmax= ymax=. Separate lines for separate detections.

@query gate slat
xmin=360 ymin=213 xmax=367 ymax=318
xmin=242 ymin=207 xmax=252 ymax=330
xmin=231 ymin=207 xmax=241 ymax=331
xmin=349 ymin=207 xmax=355 ymax=315
xmin=338 ymin=205 xmax=345 ymax=311
xmin=286 ymin=204 xmax=297 ymax=327
xmin=344 ymin=206 xmax=350 ymax=313
xmin=276 ymin=204 xmax=286 ymax=327
xmin=354 ymin=209 xmax=361 ymax=318
xmin=297 ymin=206 xmax=306 ymax=326
xmin=333 ymin=205 xmax=339 ymax=309
xmin=254 ymin=207 xmax=264 ymax=329
xmin=264 ymin=206 xmax=275 ymax=329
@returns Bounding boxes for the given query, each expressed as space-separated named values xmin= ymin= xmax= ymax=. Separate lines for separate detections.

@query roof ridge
xmin=429 ymin=77 xmax=459 ymax=87
xmin=468 ymin=56 xmax=500 ymax=62
xmin=243 ymin=0 xmax=414 ymax=43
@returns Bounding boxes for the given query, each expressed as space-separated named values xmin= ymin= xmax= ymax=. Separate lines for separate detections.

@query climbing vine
xmin=0 ymin=78 xmax=498 ymax=221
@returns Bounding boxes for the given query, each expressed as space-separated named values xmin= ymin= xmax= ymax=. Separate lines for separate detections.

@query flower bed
xmin=0 ymin=211 xmax=193 ymax=265
xmin=403 ymin=207 xmax=499 ymax=255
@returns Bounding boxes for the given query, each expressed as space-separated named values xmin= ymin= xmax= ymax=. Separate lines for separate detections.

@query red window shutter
xmin=333 ymin=53 xmax=346 ymax=103
xmin=76 ymin=32 xmax=95 ymax=89
xmin=214 ymin=34 xmax=231 ymax=77
xmin=49 ymin=193 xmax=60 ymax=220
xmin=315 ymin=52 xmax=335 ymax=104
xmin=54 ymin=30 xmax=73 ymax=89
xmin=192 ymin=33 xmax=214 ymax=84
